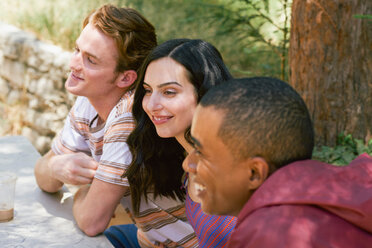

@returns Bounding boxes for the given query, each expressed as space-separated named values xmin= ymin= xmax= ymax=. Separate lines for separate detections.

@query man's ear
xmin=246 ymin=157 xmax=269 ymax=190
xmin=116 ymin=70 xmax=137 ymax=88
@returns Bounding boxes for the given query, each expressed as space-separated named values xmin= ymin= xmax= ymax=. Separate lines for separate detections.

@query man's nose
xmin=183 ymin=150 xmax=198 ymax=174
xmin=69 ymin=51 xmax=82 ymax=71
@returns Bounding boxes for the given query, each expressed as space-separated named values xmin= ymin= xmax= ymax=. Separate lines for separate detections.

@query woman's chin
xmin=154 ymin=129 xmax=174 ymax=139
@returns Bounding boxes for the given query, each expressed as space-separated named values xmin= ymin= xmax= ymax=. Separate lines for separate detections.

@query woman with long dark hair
xmin=125 ymin=39 xmax=237 ymax=247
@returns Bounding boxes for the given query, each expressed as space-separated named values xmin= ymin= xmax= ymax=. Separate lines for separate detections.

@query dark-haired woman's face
xmin=142 ymin=57 xmax=197 ymax=144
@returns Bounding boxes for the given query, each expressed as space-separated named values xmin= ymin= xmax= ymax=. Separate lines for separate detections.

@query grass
xmin=0 ymin=0 xmax=101 ymax=49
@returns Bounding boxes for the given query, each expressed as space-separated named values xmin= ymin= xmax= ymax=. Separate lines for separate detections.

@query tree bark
xmin=289 ymin=0 xmax=372 ymax=146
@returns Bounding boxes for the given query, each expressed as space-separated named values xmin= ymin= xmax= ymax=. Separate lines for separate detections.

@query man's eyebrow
xmin=75 ymin=42 xmax=100 ymax=60
xmin=143 ymin=81 xmax=182 ymax=88
xmin=86 ymin=51 xmax=99 ymax=60
xmin=191 ymin=136 xmax=202 ymax=149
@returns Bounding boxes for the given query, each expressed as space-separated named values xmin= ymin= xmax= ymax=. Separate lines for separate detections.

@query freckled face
xmin=65 ymin=23 xmax=120 ymax=99
xmin=142 ymin=57 xmax=197 ymax=141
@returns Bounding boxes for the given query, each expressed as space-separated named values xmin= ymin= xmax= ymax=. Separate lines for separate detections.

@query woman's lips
xmin=152 ymin=115 xmax=172 ymax=125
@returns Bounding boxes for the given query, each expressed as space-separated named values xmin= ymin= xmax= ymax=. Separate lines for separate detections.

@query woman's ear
xmin=116 ymin=70 xmax=138 ymax=88
xmin=246 ymin=157 xmax=269 ymax=190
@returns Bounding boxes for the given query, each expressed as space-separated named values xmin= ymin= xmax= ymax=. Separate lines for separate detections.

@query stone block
xmin=28 ymin=98 xmax=39 ymax=109
xmin=0 ymin=49 xmax=4 ymax=64
xmin=49 ymin=120 xmax=64 ymax=134
xmin=43 ymin=93 xmax=66 ymax=105
xmin=39 ymin=43 xmax=63 ymax=66
xmin=27 ymin=79 xmax=38 ymax=94
xmin=32 ymin=112 xmax=61 ymax=133
xmin=35 ymin=77 xmax=55 ymax=96
xmin=1 ymin=26 xmax=33 ymax=60
xmin=54 ymin=51 xmax=71 ymax=70
xmin=0 ymin=22 xmax=74 ymax=144
xmin=0 ymin=22 xmax=22 ymax=41
xmin=29 ymin=77 xmax=58 ymax=97
xmin=25 ymin=67 xmax=42 ymax=81
xmin=0 ymin=58 xmax=26 ymax=87
xmin=26 ymin=54 xmax=41 ymax=69
xmin=55 ymin=105 xmax=69 ymax=120
xmin=24 ymin=108 xmax=37 ymax=125
xmin=0 ymin=77 xmax=10 ymax=101
xmin=21 ymin=126 xmax=38 ymax=141
xmin=6 ymin=90 xmax=22 ymax=105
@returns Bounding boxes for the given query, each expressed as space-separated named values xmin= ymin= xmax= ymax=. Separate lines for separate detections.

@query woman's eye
xmin=144 ymin=88 xmax=152 ymax=95
xmin=164 ymin=90 xmax=176 ymax=96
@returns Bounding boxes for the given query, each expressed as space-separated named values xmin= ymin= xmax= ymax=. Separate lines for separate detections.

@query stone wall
xmin=0 ymin=22 xmax=75 ymax=154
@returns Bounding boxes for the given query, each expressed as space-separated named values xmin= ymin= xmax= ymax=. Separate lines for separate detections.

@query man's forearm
xmin=73 ymin=184 xmax=111 ymax=236
xmin=72 ymin=180 xmax=127 ymax=237
xmin=73 ymin=185 xmax=94 ymax=234
xmin=34 ymin=150 xmax=64 ymax=193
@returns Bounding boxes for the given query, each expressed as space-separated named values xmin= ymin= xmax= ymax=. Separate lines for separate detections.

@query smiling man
xmin=34 ymin=4 xmax=157 ymax=246
xmin=184 ymin=77 xmax=372 ymax=247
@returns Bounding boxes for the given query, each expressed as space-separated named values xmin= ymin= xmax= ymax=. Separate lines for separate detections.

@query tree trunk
xmin=289 ymin=0 xmax=372 ymax=146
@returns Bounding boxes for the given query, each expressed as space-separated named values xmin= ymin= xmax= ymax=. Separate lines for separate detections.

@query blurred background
xmin=0 ymin=0 xmax=290 ymax=79
xmin=0 ymin=0 xmax=371 ymax=164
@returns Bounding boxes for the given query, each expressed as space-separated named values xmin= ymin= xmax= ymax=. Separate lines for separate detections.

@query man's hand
xmin=50 ymin=153 xmax=98 ymax=185
xmin=35 ymin=150 xmax=98 ymax=193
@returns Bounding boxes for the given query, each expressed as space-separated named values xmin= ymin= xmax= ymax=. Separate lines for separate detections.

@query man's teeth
xmin=195 ymin=183 xmax=206 ymax=192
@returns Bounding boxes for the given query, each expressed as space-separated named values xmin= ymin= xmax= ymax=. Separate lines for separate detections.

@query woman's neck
xmin=175 ymin=135 xmax=193 ymax=154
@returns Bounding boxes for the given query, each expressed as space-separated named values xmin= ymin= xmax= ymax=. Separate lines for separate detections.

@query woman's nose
xmin=145 ymin=94 xmax=162 ymax=112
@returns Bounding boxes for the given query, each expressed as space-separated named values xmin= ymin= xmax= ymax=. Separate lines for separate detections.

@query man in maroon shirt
xmin=183 ymin=77 xmax=372 ymax=248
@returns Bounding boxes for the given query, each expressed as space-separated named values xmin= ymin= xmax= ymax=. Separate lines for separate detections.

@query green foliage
xmin=312 ymin=133 xmax=372 ymax=166
xmin=0 ymin=0 xmax=101 ymax=49
xmin=354 ymin=14 xmax=372 ymax=20
xmin=196 ymin=0 xmax=292 ymax=79
xmin=0 ymin=0 xmax=289 ymax=80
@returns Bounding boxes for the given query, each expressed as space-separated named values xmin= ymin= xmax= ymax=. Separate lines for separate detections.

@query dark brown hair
xmin=125 ymin=39 xmax=233 ymax=214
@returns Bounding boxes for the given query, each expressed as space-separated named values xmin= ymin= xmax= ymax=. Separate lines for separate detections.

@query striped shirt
xmin=52 ymin=92 xmax=198 ymax=247
xmin=185 ymin=183 xmax=237 ymax=247
xmin=52 ymin=91 xmax=135 ymax=186
xmin=121 ymin=192 xmax=198 ymax=248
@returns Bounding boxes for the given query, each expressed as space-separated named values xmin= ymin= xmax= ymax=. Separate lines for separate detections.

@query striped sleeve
xmin=185 ymin=192 xmax=237 ymax=248
xmin=51 ymin=97 xmax=91 ymax=156
xmin=94 ymin=92 xmax=135 ymax=186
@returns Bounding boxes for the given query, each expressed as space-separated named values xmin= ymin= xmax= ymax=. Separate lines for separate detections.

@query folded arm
xmin=73 ymin=178 xmax=129 ymax=236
